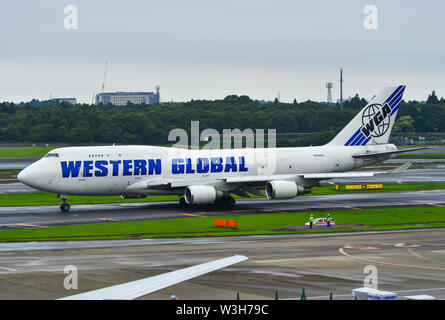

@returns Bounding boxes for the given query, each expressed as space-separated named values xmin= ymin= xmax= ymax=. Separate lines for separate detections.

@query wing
xmin=59 ymin=255 xmax=248 ymax=300
xmin=125 ymin=166 xmax=406 ymax=194
xmin=225 ymin=171 xmax=384 ymax=184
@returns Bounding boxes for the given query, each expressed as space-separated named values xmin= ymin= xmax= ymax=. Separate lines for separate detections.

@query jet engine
xmin=184 ymin=185 xmax=222 ymax=205
xmin=265 ymin=180 xmax=310 ymax=199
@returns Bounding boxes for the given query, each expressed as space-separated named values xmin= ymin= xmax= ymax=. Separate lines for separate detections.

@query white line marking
xmin=0 ymin=266 xmax=16 ymax=272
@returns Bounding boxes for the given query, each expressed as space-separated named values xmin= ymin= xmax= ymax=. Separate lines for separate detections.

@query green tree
xmin=427 ymin=91 xmax=439 ymax=104
xmin=393 ymin=115 xmax=415 ymax=133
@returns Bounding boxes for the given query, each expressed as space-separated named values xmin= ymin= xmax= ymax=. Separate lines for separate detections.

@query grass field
xmin=1 ymin=183 xmax=444 ymax=207
xmin=0 ymin=147 xmax=57 ymax=158
xmin=1 ymin=206 xmax=445 ymax=242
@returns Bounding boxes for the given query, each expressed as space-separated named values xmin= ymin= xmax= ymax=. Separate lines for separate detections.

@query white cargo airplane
xmin=18 ymin=85 xmax=423 ymax=212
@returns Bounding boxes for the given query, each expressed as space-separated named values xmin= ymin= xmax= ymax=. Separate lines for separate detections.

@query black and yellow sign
xmin=335 ymin=184 xmax=383 ymax=191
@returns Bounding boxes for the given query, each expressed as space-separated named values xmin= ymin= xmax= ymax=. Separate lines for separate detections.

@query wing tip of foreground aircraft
xmin=58 ymin=255 xmax=248 ymax=300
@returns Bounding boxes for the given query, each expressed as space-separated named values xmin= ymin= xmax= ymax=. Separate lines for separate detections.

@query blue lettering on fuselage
xmin=60 ymin=157 xmax=247 ymax=178
xmin=171 ymin=156 xmax=248 ymax=175
xmin=60 ymin=159 xmax=162 ymax=178
xmin=61 ymin=161 xmax=82 ymax=178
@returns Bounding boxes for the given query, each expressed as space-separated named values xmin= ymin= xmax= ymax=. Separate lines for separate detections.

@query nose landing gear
xmin=58 ymin=194 xmax=70 ymax=213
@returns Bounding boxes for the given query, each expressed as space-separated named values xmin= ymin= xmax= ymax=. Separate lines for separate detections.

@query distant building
xmin=51 ymin=98 xmax=77 ymax=104
xmin=96 ymin=88 xmax=160 ymax=106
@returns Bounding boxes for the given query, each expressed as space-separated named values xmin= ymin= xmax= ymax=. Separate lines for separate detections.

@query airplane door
xmin=107 ymin=146 xmax=119 ymax=193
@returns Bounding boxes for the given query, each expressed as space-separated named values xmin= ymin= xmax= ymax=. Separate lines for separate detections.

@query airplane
xmin=18 ymin=85 xmax=426 ymax=212
xmin=59 ymin=255 xmax=248 ymax=300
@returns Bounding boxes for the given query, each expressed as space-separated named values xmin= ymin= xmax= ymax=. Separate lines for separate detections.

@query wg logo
xmin=361 ymin=103 xmax=391 ymax=138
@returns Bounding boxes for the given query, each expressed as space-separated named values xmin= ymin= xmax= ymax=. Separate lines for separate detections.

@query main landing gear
xmin=58 ymin=194 xmax=70 ymax=213
xmin=218 ymin=196 xmax=236 ymax=209
xmin=178 ymin=196 xmax=236 ymax=209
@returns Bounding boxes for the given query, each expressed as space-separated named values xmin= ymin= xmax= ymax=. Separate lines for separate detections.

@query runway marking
xmin=99 ymin=218 xmax=121 ymax=222
xmin=394 ymin=242 xmax=421 ymax=248
xmin=0 ymin=266 xmax=16 ymax=272
xmin=339 ymin=247 xmax=445 ymax=271
xmin=408 ymin=248 xmax=431 ymax=261
xmin=427 ymin=203 xmax=443 ymax=207
xmin=344 ymin=206 xmax=362 ymax=210
xmin=181 ymin=213 xmax=203 ymax=217
xmin=261 ymin=209 xmax=281 ymax=213
xmin=18 ymin=223 xmax=48 ymax=228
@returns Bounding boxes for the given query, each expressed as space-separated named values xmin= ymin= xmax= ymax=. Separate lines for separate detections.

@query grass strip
xmin=0 ymin=147 xmax=58 ymax=158
xmin=1 ymin=206 xmax=445 ymax=242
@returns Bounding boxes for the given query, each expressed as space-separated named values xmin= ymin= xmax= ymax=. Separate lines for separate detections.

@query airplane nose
xmin=17 ymin=168 xmax=28 ymax=184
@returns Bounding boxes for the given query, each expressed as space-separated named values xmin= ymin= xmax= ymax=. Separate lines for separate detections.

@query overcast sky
xmin=0 ymin=0 xmax=443 ymax=103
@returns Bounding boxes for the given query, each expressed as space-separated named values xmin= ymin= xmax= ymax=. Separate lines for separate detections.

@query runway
xmin=1 ymin=189 xmax=444 ymax=229
xmin=0 ymin=229 xmax=444 ymax=299
xmin=0 ymin=157 xmax=40 ymax=170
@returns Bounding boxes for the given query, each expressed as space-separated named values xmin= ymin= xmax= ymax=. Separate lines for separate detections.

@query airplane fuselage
xmin=19 ymin=143 xmax=397 ymax=196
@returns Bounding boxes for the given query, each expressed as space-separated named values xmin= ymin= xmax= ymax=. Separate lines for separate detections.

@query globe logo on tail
xmin=361 ymin=103 xmax=391 ymax=138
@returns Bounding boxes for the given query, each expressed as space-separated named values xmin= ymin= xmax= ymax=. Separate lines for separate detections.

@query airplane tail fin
xmin=327 ymin=85 xmax=405 ymax=146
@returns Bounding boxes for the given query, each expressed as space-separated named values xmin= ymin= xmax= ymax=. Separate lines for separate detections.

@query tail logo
xmin=361 ymin=103 xmax=391 ymax=138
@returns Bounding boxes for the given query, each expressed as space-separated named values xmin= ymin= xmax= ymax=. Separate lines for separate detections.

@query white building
xmin=96 ymin=88 xmax=160 ymax=106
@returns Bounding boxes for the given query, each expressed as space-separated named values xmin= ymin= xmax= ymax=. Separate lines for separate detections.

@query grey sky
xmin=0 ymin=0 xmax=443 ymax=103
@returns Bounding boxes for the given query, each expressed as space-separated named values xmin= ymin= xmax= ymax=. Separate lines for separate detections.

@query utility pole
xmin=101 ymin=59 xmax=108 ymax=104
xmin=340 ymin=68 xmax=343 ymax=111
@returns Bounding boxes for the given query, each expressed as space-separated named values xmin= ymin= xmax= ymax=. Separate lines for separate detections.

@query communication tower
xmin=326 ymin=82 xmax=333 ymax=104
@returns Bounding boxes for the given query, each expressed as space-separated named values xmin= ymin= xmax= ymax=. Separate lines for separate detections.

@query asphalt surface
xmin=0 ymin=157 xmax=40 ymax=170
xmin=0 ymin=189 xmax=444 ymax=229
xmin=0 ymin=182 xmax=36 ymax=194
xmin=0 ymin=229 xmax=444 ymax=299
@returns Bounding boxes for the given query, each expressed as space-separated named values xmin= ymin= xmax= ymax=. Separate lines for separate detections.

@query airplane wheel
xmin=179 ymin=197 xmax=188 ymax=208
xmin=227 ymin=196 xmax=236 ymax=208
xmin=219 ymin=196 xmax=235 ymax=209
xmin=60 ymin=203 xmax=70 ymax=212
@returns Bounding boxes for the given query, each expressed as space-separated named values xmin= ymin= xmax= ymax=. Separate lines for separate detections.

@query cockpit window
xmin=44 ymin=153 xmax=59 ymax=158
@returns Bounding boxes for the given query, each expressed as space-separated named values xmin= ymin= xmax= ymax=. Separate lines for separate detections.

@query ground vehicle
xmin=305 ymin=217 xmax=336 ymax=227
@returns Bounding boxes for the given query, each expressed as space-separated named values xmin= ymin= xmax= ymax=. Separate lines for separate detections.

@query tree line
xmin=0 ymin=91 xmax=444 ymax=147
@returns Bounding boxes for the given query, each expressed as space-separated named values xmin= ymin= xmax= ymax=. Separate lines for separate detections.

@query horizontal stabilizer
xmin=352 ymin=147 xmax=429 ymax=159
